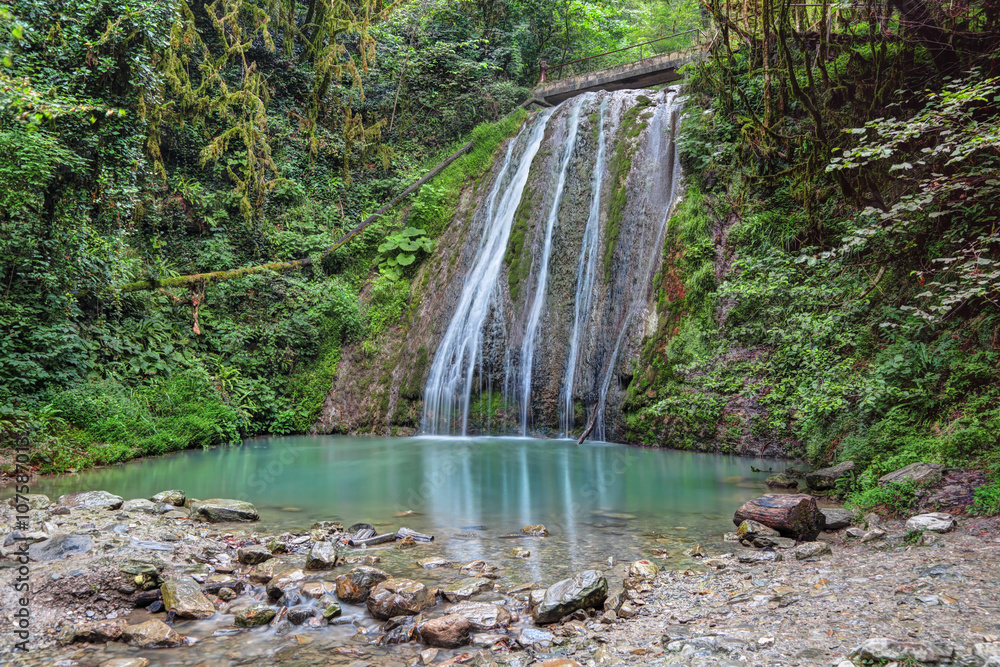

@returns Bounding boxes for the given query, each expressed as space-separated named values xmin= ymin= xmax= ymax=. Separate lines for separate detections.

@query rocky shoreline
xmin=2 ymin=477 xmax=999 ymax=667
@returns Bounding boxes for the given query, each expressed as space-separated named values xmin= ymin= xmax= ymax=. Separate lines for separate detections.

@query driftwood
xmin=576 ymin=411 xmax=598 ymax=445
xmin=733 ymin=493 xmax=825 ymax=541
xmin=348 ymin=532 xmax=396 ymax=547
xmin=396 ymin=527 xmax=434 ymax=542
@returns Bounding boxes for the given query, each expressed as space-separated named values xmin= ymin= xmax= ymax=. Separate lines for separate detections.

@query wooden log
xmin=396 ymin=527 xmax=434 ymax=543
xmin=348 ymin=533 xmax=396 ymax=547
xmin=733 ymin=494 xmax=825 ymax=541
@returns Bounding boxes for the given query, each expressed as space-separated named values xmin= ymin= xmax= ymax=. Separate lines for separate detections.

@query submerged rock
xmin=447 ymin=601 xmax=512 ymax=631
xmin=235 ymin=602 xmax=276 ymax=627
xmin=192 ymin=498 xmax=259 ymax=522
xmin=442 ymin=577 xmax=492 ymax=602
xmin=533 ymin=570 xmax=608 ymax=624
xmin=123 ymin=620 xmax=183 ymax=648
xmin=367 ymin=578 xmax=433 ymax=619
xmin=521 ymin=524 xmax=550 ymax=536
xmin=419 ymin=613 xmax=470 ymax=648
xmin=58 ymin=490 xmax=123 ymax=511
xmin=305 ymin=540 xmax=340 ymax=569
xmin=335 ymin=566 xmax=390 ymax=604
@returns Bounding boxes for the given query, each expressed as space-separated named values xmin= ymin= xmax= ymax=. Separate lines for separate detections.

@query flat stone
xmin=193 ymin=498 xmax=259 ymax=522
xmin=122 ymin=499 xmax=158 ymax=513
xmin=879 ymin=462 xmax=945 ymax=487
xmin=161 ymin=578 xmax=215 ymax=619
xmin=737 ymin=520 xmax=779 ymax=541
xmin=533 ymin=570 xmax=607 ymax=624
xmin=821 ymin=508 xmax=855 ymax=530
xmin=471 ymin=633 xmax=508 ymax=648
xmin=447 ymin=601 xmax=511 ymax=631
xmin=860 ymin=528 xmax=886 ymax=543
xmin=805 ymin=461 xmax=855 ymax=491
xmin=765 ymin=472 xmax=799 ymax=489
xmin=906 ymin=513 xmax=956 ymax=533
xmin=73 ymin=619 xmax=127 ymax=643
xmin=123 ymin=620 xmax=183 ymax=648
xmin=266 ymin=569 xmax=306 ymax=600
xmin=794 ymin=542 xmax=831 ymax=560
xmin=417 ymin=558 xmax=452 ymax=569
xmin=738 ymin=550 xmax=782 ymax=564
xmin=237 ymin=544 xmax=273 ymax=565
xmin=367 ymin=578 xmax=433 ymax=619
xmin=517 ymin=627 xmax=554 ymax=648
xmin=150 ymin=490 xmax=186 ymax=506
xmin=442 ymin=576 xmax=493 ymax=602
xmin=28 ymin=534 xmax=94 ymax=561
xmin=58 ymin=490 xmax=123 ymax=511
xmin=419 ymin=613 xmax=470 ymax=648
xmin=7 ymin=494 xmax=51 ymax=510
xmin=853 ymin=637 xmax=954 ymax=663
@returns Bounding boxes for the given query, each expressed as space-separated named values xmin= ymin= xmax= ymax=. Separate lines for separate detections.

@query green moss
xmin=604 ymin=95 xmax=653 ymax=280
xmin=505 ymin=186 xmax=535 ymax=302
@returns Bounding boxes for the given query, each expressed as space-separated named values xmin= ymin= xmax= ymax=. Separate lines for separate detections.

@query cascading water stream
xmin=518 ymin=96 xmax=585 ymax=435
xmin=421 ymin=110 xmax=554 ymax=435
xmin=560 ymin=97 xmax=608 ymax=436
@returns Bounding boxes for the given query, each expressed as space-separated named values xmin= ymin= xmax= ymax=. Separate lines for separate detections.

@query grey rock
xmin=821 ymin=508 xmax=855 ymax=530
xmin=794 ymin=542 xmax=832 ymax=559
xmin=122 ymin=499 xmax=157 ymax=513
xmin=737 ymin=550 xmax=782 ymax=564
xmin=161 ymin=578 xmax=215 ymax=619
xmin=805 ymin=461 xmax=856 ymax=491
xmin=419 ymin=613 xmax=470 ymax=648
xmin=367 ymin=578 xmax=433 ymax=620
xmin=192 ymin=498 xmax=259 ymax=522
xmin=237 ymin=544 xmax=273 ymax=565
xmin=266 ymin=569 xmax=306 ymax=600
xmin=845 ymin=526 xmax=866 ymax=539
xmin=516 ymin=627 xmax=554 ymax=648
xmin=122 ymin=620 xmax=183 ymax=648
xmin=305 ymin=540 xmax=340 ymax=570
xmin=150 ymin=490 xmax=186 ymax=506
xmin=287 ymin=605 xmax=316 ymax=625
xmin=852 ymin=637 xmax=953 ymax=663
xmin=533 ymin=569 xmax=608 ymax=624
xmin=28 ymin=534 xmax=94 ymax=561
xmin=765 ymin=472 xmax=799 ymax=489
xmin=447 ymin=601 xmax=511 ymax=631
xmin=860 ymin=528 xmax=886 ymax=543
xmin=58 ymin=490 xmax=123 ymax=511
xmin=235 ymin=602 xmax=276 ymax=627
xmin=879 ymin=462 xmax=945 ymax=487
xmin=442 ymin=577 xmax=492 ymax=603
xmin=7 ymin=494 xmax=51 ymax=511
xmin=906 ymin=513 xmax=956 ymax=533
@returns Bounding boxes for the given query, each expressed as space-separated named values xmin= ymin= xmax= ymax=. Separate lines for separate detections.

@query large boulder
xmin=161 ymin=578 xmax=215 ymax=619
xmin=367 ymin=578 xmax=433 ymax=620
xmin=58 ymin=490 xmax=123 ymax=511
xmin=192 ymin=498 xmax=259 ymax=522
xmin=820 ymin=508 xmax=855 ymax=530
xmin=733 ymin=494 xmax=826 ymax=541
xmin=905 ymin=513 xmax=956 ymax=533
xmin=419 ymin=614 xmax=470 ymax=648
xmin=533 ymin=570 xmax=608 ymax=625
xmin=305 ymin=541 xmax=339 ymax=570
xmin=122 ymin=620 xmax=183 ymax=648
xmin=334 ymin=566 xmax=390 ymax=604
xmin=879 ymin=462 xmax=945 ymax=487
xmin=805 ymin=461 xmax=855 ymax=491
xmin=28 ymin=534 xmax=94 ymax=562
xmin=447 ymin=601 xmax=511 ymax=631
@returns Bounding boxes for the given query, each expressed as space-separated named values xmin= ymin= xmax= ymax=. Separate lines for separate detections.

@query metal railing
xmin=535 ymin=29 xmax=707 ymax=85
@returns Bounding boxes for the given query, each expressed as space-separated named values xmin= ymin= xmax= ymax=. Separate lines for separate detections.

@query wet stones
xmin=28 ymin=534 xmax=94 ymax=561
xmin=58 ymin=490 xmax=123 ymax=511
xmin=905 ymin=512 xmax=957 ymax=533
xmin=367 ymin=578 xmax=434 ymax=620
xmin=805 ymin=461 xmax=855 ymax=491
xmin=447 ymin=601 xmax=512 ymax=631
xmin=533 ymin=570 xmax=608 ymax=624
xmin=517 ymin=627 xmax=555 ymax=648
xmin=161 ymin=578 xmax=215 ymax=619
xmin=305 ymin=540 xmax=340 ymax=570
xmin=419 ymin=613 xmax=471 ymax=648
xmin=441 ymin=577 xmax=492 ymax=603
xmin=237 ymin=544 xmax=273 ymax=565
xmin=521 ymin=524 xmax=550 ymax=536
xmin=235 ymin=602 xmax=276 ymax=627
xmin=73 ymin=619 xmax=127 ymax=643
xmin=150 ymin=490 xmax=186 ymax=506
xmin=334 ymin=566 xmax=391 ymax=604
xmin=738 ymin=550 xmax=782 ymax=564
xmin=265 ymin=569 xmax=306 ymax=600
xmin=628 ymin=560 xmax=658 ymax=580
xmin=122 ymin=620 xmax=183 ymax=648
xmin=192 ymin=498 xmax=259 ymax=523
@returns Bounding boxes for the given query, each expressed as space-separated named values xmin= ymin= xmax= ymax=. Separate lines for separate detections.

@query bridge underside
xmin=532 ymin=50 xmax=700 ymax=106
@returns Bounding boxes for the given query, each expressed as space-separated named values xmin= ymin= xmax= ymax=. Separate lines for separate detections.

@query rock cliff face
xmin=318 ymin=89 xmax=683 ymax=441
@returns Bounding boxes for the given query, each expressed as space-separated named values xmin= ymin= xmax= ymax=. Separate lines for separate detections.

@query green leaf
xmin=396 ymin=253 xmax=416 ymax=266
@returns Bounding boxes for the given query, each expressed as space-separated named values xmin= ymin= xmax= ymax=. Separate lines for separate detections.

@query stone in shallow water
xmin=58 ymin=490 xmax=123 ymax=511
xmin=419 ymin=613 xmax=470 ymax=648
xmin=161 ymin=578 xmax=215 ymax=619
xmin=266 ymin=569 xmax=306 ymax=600
xmin=521 ymin=524 xmax=549 ymax=536
xmin=417 ymin=557 xmax=452 ymax=569
xmin=235 ymin=602 xmax=276 ymax=627
xmin=517 ymin=627 xmax=554 ymax=648
xmin=447 ymin=601 xmax=511 ymax=631
xmin=193 ymin=498 xmax=259 ymax=522
xmin=765 ymin=472 xmax=799 ymax=489
xmin=287 ymin=605 xmax=316 ymax=625
xmin=237 ymin=544 xmax=272 ymax=565
xmin=123 ymin=619 xmax=183 ymax=648
xmin=442 ymin=577 xmax=493 ymax=603
xmin=100 ymin=659 xmax=150 ymax=667
xmin=28 ymin=534 xmax=94 ymax=561
xmin=628 ymin=560 xmax=658 ymax=580
xmin=367 ymin=578 xmax=433 ymax=620
xmin=335 ymin=566 xmax=390 ymax=603
xmin=533 ymin=570 xmax=608 ymax=624
xmin=305 ymin=540 xmax=339 ymax=569
xmin=73 ymin=619 xmax=127 ymax=643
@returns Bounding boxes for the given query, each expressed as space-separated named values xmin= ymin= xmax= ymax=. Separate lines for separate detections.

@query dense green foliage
xmin=0 ymin=0 xmax=664 ymax=473
xmin=623 ymin=0 xmax=1000 ymax=506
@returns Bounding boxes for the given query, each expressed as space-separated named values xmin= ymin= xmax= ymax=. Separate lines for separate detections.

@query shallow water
xmin=26 ymin=436 xmax=783 ymax=575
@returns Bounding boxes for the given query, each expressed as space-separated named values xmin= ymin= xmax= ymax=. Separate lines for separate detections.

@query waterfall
xmin=422 ymin=89 xmax=683 ymax=440
xmin=560 ymin=96 xmax=607 ymax=436
xmin=518 ymin=96 xmax=585 ymax=435
xmin=421 ymin=109 xmax=554 ymax=436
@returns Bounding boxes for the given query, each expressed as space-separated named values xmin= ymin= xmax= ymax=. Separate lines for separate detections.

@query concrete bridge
xmin=530 ymin=32 xmax=707 ymax=106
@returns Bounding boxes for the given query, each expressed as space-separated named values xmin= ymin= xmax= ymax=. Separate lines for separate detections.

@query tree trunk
xmin=733 ymin=493 xmax=825 ymax=540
